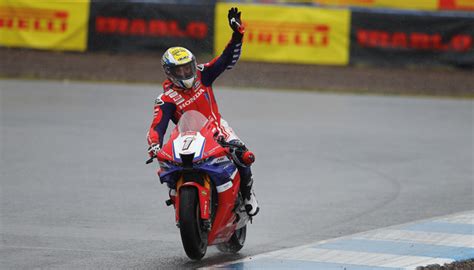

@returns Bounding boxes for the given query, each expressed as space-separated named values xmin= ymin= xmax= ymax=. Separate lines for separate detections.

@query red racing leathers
xmin=147 ymin=16 xmax=259 ymax=216
xmin=147 ymin=32 xmax=244 ymax=147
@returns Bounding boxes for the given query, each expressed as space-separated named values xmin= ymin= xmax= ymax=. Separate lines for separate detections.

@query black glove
xmin=228 ymin=7 xmax=244 ymax=34
xmin=148 ymin=143 xmax=161 ymax=158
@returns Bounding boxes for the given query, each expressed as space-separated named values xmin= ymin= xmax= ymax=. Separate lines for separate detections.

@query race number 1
xmin=183 ymin=137 xmax=194 ymax=151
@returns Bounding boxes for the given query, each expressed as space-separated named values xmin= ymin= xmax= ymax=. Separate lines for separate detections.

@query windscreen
xmin=177 ymin=110 xmax=208 ymax=133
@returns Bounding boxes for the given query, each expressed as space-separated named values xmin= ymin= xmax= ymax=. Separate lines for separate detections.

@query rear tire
xmin=179 ymin=187 xmax=208 ymax=260
xmin=216 ymin=225 xmax=246 ymax=253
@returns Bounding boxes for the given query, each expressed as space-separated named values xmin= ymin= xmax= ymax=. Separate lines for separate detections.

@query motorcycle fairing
xmin=172 ymin=132 xmax=206 ymax=162
xmin=158 ymin=156 xmax=238 ymax=191
xmin=207 ymin=171 xmax=241 ymax=245
xmin=157 ymin=116 xmax=228 ymax=164
xmin=176 ymin=175 xmax=212 ymax=221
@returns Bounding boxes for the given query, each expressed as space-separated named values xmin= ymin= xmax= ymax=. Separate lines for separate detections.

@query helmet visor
xmin=169 ymin=62 xmax=196 ymax=81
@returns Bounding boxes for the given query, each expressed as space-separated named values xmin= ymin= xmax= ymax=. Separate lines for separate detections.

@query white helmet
xmin=161 ymin=47 xmax=197 ymax=89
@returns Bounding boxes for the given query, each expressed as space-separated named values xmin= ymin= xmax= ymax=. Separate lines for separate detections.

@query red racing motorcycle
xmin=146 ymin=111 xmax=254 ymax=260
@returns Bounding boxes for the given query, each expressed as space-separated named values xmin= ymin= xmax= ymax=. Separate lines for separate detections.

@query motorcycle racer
xmin=147 ymin=7 xmax=259 ymax=216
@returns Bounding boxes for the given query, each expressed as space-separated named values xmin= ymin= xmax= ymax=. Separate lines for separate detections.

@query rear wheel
xmin=216 ymin=225 xmax=246 ymax=253
xmin=179 ymin=187 xmax=208 ymax=260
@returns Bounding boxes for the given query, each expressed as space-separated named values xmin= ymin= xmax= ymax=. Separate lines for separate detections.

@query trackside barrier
xmin=0 ymin=1 xmax=472 ymax=68
xmin=214 ymin=2 xmax=473 ymax=67
xmin=313 ymin=0 xmax=439 ymax=11
xmin=0 ymin=0 xmax=90 ymax=51
xmin=87 ymin=2 xmax=215 ymax=54
xmin=0 ymin=0 xmax=214 ymax=54
xmin=350 ymin=9 xmax=474 ymax=68
xmin=439 ymin=0 xmax=474 ymax=11
xmin=257 ymin=0 xmax=474 ymax=12
xmin=215 ymin=3 xmax=351 ymax=66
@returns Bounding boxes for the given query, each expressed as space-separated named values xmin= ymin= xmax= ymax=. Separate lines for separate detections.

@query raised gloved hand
xmin=148 ymin=143 xmax=161 ymax=158
xmin=228 ymin=7 xmax=245 ymax=35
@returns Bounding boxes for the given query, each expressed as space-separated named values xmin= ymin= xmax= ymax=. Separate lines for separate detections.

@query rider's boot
xmin=238 ymin=166 xmax=259 ymax=217
xmin=228 ymin=139 xmax=259 ymax=216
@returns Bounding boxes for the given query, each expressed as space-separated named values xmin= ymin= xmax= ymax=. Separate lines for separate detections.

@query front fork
xmin=175 ymin=175 xmax=212 ymax=230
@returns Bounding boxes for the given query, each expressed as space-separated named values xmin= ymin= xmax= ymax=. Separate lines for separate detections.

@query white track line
xmin=355 ymin=229 xmax=474 ymax=248
xmin=203 ymin=210 xmax=474 ymax=269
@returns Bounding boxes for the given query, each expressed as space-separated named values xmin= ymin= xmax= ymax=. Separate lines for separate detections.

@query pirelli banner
xmin=0 ymin=0 xmax=90 ymax=51
xmin=313 ymin=0 xmax=438 ymax=11
xmin=350 ymin=10 xmax=474 ymax=67
xmin=87 ymin=2 xmax=214 ymax=54
xmin=313 ymin=0 xmax=473 ymax=12
xmin=215 ymin=3 xmax=351 ymax=66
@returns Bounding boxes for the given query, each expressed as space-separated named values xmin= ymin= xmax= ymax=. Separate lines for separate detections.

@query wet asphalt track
xmin=1 ymin=79 xmax=473 ymax=269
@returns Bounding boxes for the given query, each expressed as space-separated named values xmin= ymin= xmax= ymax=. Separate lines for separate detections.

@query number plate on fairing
xmin=173 ymin=132 xmax=206 ymax=161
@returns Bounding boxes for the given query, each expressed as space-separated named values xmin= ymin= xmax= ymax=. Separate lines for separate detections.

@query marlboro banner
xmin=0 ymin=0 xmax=90 ymax=51
xmin=214 ymin=3 xmax=351 ymax=66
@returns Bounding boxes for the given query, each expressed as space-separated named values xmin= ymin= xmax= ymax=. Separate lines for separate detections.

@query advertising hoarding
xmin=215 ymin=3 xmax=351 ymax=65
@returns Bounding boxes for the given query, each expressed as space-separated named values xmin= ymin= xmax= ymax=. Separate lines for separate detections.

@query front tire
xmin=217 ymin=225 xmax=246 ymax=253
xmin=179 ymin=187 xmax=208 ymax=260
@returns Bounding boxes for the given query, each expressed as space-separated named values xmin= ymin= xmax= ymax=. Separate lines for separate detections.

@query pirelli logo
xmin=245 ymin=20 xmax=330 ymax=47
xmin=215 ymin=4 xmax=350 ymax=65
xmin=0 ymin=7 xmax=69 ymax=33
xmin=316 ymin=0 xmax=374 ymax=5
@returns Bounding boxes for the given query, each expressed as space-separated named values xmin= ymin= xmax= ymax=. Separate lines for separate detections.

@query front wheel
xmin=217 ymin=225 xmax=246 ymax=253
xmin=179 ymin=187 xmax=208 ymax=260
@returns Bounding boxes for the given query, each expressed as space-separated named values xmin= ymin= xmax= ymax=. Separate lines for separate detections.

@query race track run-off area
xmin=1 ymin=79 xmax=472 ymax=269
xmin=206 ymin=211 xmax=474 ymax=269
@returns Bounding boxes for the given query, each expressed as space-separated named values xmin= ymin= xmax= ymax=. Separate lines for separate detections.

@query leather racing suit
xmin=147 ymin=32 xmax=257 ymax=215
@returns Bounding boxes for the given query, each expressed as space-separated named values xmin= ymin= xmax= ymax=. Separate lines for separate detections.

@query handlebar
xmin=146 ymin=137 xmax=245 ymax=164
xmin=146 ymin=156 xmax=155 ymax=164
xmin=216 ymin=137 xmax=245 ymax=149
